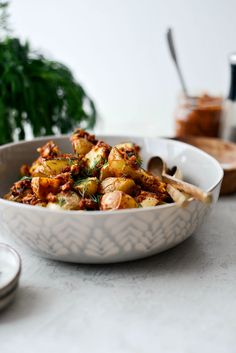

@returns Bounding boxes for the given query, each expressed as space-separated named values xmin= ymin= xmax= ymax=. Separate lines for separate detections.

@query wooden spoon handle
xmin=166 ymin=184 xmax=189 ymax=207
xmin=163 ymin=173 xmax=212 ymax=204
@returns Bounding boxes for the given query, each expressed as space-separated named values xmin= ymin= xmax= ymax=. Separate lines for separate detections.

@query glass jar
xmin=175 ymin=94 xmax=223 ymax=138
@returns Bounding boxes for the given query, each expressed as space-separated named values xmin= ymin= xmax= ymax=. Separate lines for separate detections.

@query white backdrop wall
xmin=10 ymin=0 xmax=236 ymax=136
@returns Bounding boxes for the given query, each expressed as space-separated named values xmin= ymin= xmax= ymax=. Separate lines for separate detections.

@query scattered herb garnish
xmin=20 ymin=176 xmax=32 ymax=181
xmin=58 ymin=197 xmax=66 ymax=207
xmin=90 ymin=194 xmax=102 ymax=204
xmin=74 ymin=178 xmax=87 ymax=186
xmin=136 ymin=156 xmax=143 ymax=168
xmin=67 ymin=158 xmax=77 ymax=166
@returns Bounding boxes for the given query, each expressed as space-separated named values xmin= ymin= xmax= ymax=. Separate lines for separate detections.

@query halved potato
xmin=99 ymin=163 xmax=112 ymax=181
xmin=74 ymin=177 xmax=99 ymax=196
xmin=70 ymin=129 xmax=96 ymax=156
xmin=30 ymin=158 xmax=79 ymax=177
xmin=47 ymin=191 xmax=81 ymax=210
xmin=108 ymin=147 xmax=137 ymax=178
xmin=100 ymin=191 xmax=137 ymax=210
xmin=31 ymin=177 xmax=61 ymax=200
xmin=84 ymin=142 xmax=110 ymax=176
xmin=135 ymin=191 xmax=160 ymax=208
xmin=99 ymin=177 xmax=136 ymax=195
xmin=108 ymin=147 xmax=167 ymax=196
xmin=71 ymin=138 xmax=94 ymax=157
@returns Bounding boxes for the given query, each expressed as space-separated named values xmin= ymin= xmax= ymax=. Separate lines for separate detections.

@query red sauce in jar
xmin=175 ymin=94 xmax=223 ymax=138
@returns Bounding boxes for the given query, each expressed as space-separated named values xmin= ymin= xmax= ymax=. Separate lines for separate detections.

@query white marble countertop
xmin=0 ymin=195 xmax=236 ymax=353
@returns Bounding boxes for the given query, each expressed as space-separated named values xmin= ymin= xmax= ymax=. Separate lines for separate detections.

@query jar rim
xmin=179 ymin=94 xmax=223 ymax=109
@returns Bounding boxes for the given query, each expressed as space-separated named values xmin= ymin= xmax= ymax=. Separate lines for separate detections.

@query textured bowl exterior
xmin=0 ymin=135 xmax=223 ymax=263
xmin=0 ymin=185 xmax=221 ymax=263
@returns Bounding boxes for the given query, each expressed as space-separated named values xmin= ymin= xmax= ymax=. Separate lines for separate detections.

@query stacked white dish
xmin=0 ymin=243 xmax=21 ymax=311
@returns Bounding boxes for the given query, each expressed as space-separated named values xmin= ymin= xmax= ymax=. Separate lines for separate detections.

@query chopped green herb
xmin=74 ymin=178 xmax=87 ymax=186
xmin=58 ymin=198 xmax=66 ymax=207
xmin=20 ymin=176 xmax=32 ymax=181
xmin=68 ymin=158 xmax=76 ymax=166
xmin=136 ymin=156 xmax=143 ymax=168
xmin=90 ymin=194 xmax=102 ymax=204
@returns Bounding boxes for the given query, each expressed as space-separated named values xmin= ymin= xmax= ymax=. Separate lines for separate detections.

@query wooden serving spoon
xmin=148 ymin=156 xmax=212 ymax=204
xmin=176 ymin=136 xmax=236 ymax=195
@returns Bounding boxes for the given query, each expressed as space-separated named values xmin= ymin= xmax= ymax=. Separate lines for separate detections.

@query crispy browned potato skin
xmin=70 ymin=129 xmax=97 ymax=156
xmin=31 ymin=158 xmax=79 ymax=177
xmin=108 ymin=147 xmax=167 ymax=197
xmin=108 ymin=147 xmax=138 ymax=178
xmin=71 ymin=138 xmax=94 ymax=156
xmin=100 ymin=191 xmax=138 ymax=210
xmin=7 ymin=129 xmax=173 ymax=211
xmin=99 ymin=177 xmax=136 ymax=195
xmin=31 ymin=177 xmax=61 ymax=200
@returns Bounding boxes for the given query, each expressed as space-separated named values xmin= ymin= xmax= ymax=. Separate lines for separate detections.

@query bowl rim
xmin=0 ymin=134 xmax=224 ymax=216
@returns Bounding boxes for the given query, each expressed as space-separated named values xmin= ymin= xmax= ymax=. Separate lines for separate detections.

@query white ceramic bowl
xmin=0 ymin=135 xmax=223 ymax=263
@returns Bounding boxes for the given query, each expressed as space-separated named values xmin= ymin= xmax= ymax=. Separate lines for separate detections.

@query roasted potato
xmin=84 ymin=142 xmax=110 ymax=176
xmin=100 ymin=191 xmax=138 ymax=210
xmin=99 ymin=163 xmax=112 ymax=181
xmin=108 ymin=147 xmax=167 ymax=197
xmin=137 ymin=169 xmax=167 ymax=196
xmin=47 ymin=191 xmax=81 ymax=210
xmin=115 ymin=142 xmax=136 ymax=150
xmin=72 ymin=138 xmax=94 ymax=157
xmin=37 ymin=141 xmax=60 ymax=158
xmin=135 ymin=191 xmax=160 ymax=208
xmin=31 ymin=177 xmax=61 ymax=200
xmin=99 ymin=177 xmax=136 ymax=195
xmin=31 ymin=158 xmax=79 ymax=177
xmin=6 ymin=128 xmax=175 ymax=211
xmin=108 ymin=147 xmax=137 ymax=178
xmin=115 ymin=142 xmax=140 ymax=158
xmin=74 ymin=177 xmax=99 ymax=196
xmin=70 ymin=129 xmax=96 ymax=156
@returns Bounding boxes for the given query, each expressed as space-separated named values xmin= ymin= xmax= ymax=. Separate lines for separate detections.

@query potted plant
xmin=0 ymin=1 xmax=97 ymax=144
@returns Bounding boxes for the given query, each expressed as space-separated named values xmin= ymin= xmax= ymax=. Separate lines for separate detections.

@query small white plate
xmin=0 ymin=243 xmax=21 ymax=306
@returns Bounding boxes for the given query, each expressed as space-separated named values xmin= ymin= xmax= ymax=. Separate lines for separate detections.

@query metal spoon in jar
xmin=148 ymin=156 xmax=212 ymax=205
xmin=166 ymin=28 xmax=189 ymax=97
